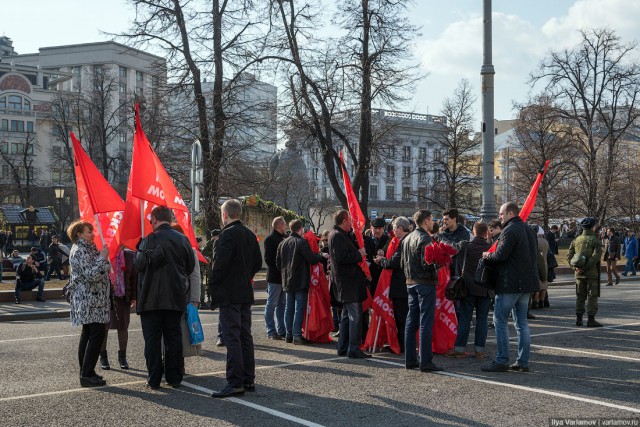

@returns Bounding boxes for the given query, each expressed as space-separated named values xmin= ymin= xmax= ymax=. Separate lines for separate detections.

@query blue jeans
xmin=493 ymin=292 xmax=531 ymax=367
xmin=454 ymin=295 xmax=491 ymax=353
xmin=405 ymin=284 xmax=436 ymax=367
xmin=337 ymin=302 xmax=363 ymax=355
xmin=623 ymin=257 xmax=637 ymax=275
xmin=264 ymin=282 xmax=286 ymax=337
xmin=285 ymin=290 xmax=308 ymax=339
xmin=15 ymin=278 xmax=45 ymax=299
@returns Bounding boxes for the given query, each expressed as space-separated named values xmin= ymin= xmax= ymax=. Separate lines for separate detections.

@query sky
xmin=3 ymin=0 xmax=640 ymax=125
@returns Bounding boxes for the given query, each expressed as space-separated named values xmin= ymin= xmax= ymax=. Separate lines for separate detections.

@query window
xmin=8 ymin=95 xmax=22 ymax=110
xmin=386 ymin=185 xmax=395 ymax=200
xmin=23 ymin=99 xmax=31 ymax=110
xmin=403 ymin=187 xmax=411 ymax=201
xmin=403 ymin=166 xmax=411 ymax=179
xmin=370 ymin=164 xmax=378 ymax=178
xmin=419 ymin=147 xmax=427 ymax=161
xmin=434 ymin=149 xmax=443 ymax=161
xmin=370 ymin=185 xmax=378 ymax=200
xmin=403 ymin=146 xmax=411 ymax=161
xmin=386 ymin=165 xmax=395 ymax=179
xmin=11 ymin=143 xmax=20 ymax=154
xmin=1 ymin=164 xmax=9 ymax=178
xmin=10 ymin=121 xmax=24 ymax=132
xmin=26 ymin=122 xmax=33 ymax=133
xmin=388 ymin=146 xmax=396 ymax=158
xmin=1 ymin=119 xmax=7 ymax=131
xmin=136 ymin=87 xmax=144 ymax=96
xmin=0 ymin=142 xmax=7 ymax=153
xmin=312 ymin=168 xmax=319 ymax=180
xmin=52 ymin=168 xmax=61 ymax=182
xmin=418 ymin=166 xmax=427 ymax=183
xmin=0 ymin=96 xmax=5 ymax=108
xmin=311 ymin=148 xmax=319 ymax=162
xmin=52 ymin=146 xmax=62 ymax=157
xmin=324 ymin=187 xmax=332 ymax=199
xmin=136 ymin=71 xmax=144 ymax=84
xmin=418 ymin=187 xmax=427 ymax=200
xmin=119 ymin=66 xmax=127 ymax=78
xmin=119 ymin=83 xmax=127 ymax=93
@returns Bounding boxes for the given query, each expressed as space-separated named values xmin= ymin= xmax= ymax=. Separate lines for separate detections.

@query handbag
xmin=474 ymin=257 xmax=496 ymax=290
xmin=186 ymin=303 xmax=205 ymax=345
xmin=445 ymin=245 xmax=468 ymax=301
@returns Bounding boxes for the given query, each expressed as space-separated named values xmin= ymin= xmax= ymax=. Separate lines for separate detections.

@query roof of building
xmin=0 ymin=205 xmax=56 ymax=225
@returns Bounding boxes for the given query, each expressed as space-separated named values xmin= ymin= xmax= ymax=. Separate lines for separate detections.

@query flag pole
xmin=94 ymin=213 xmax=113 ymax=272
xmin=372 ymin=316 xmax=382 ymax=353
xmin=140 ymin=200 xmax=145 ymax=238
xmin=304 ymin=293 xmax=310 ymax=340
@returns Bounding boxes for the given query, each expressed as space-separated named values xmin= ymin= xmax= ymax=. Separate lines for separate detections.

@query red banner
xmin=302 ymin=231 xmax=333 ymax=343
xmin=71 ymin=132 xmax=124 ymax=260
xmin=362 ymin=236 xmax=401 ymax=354
xmin=432 ymin=267 xmax=458 ymax=354
xmin=119 ymin=105 xmax=205 ymax=262
xmin=488 ymin=160 xmax=550 ymax=253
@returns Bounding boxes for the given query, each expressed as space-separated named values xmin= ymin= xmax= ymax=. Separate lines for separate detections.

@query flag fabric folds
xmin=302 ymin=231 xmax=333 ymax=343
xmin=71 ymin=132 xmax=124 ymax=260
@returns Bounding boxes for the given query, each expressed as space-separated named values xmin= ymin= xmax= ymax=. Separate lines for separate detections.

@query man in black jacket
xmin=401 ymin=209 xmax=442 ymax=372
xmin=45 ymin=235 xmax=64 ymax=280
xmin=441 ymin=208 xmax=472 ymax=277
xmin=374 ymin=216 xmax=410 ymax=352
xmin=481 ymin=202 xmax=539 ymax=373
xmin=328 ymin=209 xmax=371 ymax=359
xmin=276 ymin=219 xmax=327 ymax=344
xmin=135 ymin=206 xmax=196 ymax=389
xmin=263 ymin=216 xmax=287 ymax=340
xmin=209 ymin=199 xmax=262 ymax=398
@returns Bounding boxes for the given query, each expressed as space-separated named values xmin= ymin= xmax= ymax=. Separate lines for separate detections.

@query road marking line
xmin=530 ymin=344 xmax=640 ymax=361
xmin=181 ymin=381 xmax=325 ymax=427
xmin=367 ymin=358 xmax=640 ymax=414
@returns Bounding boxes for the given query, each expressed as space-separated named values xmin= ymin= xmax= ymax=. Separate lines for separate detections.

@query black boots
xmin=587 ymin=315 xmax=603 ymax=327
xmin=99 ymin=351 xmax=110 ymax=370
xmin=576 ymin=314 xmax=583 ymax=326
xmin=118 ymin=350 xmax=129 ymax=369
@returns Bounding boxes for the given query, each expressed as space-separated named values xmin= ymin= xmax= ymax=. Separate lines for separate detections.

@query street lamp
xmin=54 ymin=184 xmax=65 ymax=233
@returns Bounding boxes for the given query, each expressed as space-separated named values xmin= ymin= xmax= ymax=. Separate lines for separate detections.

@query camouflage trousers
xmin=575 ymin=278 xmax=598 ymax=316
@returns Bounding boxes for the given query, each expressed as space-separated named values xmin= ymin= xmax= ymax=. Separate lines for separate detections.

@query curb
xmin=0 ymin=309 xmax=70 ymax=322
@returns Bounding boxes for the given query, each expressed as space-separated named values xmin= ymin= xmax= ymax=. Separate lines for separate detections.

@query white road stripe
xmin=367 ymin=358 xmax=640 ymax=414
xmin=181 ymin=381 xmax=325 ymax=427
xmin=530 ymin=344 xmax=640 ymax=361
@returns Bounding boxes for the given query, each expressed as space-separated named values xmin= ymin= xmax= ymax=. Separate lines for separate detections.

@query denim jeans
xmin=15 ymin=278 xmax=45 ymax=299
xmin=623 ymin=257 xmax=637 ymax=275
xmin=337 ymin=302 xmax=363 ymax=355
xmin=405 ymin=284 xmax=436 ymax=367
xmin=285 ymin=290 xmax=308 ymax=339
xmin=454 ymin=295 xmax=491 ymax=353
xmin=264 ymin=282 xmax=286 ymax=337
xmin=493 ymin=292 xmax=531 ymax=367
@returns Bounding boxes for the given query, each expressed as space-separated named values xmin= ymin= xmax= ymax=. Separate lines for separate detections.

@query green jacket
xmin=567 ymin=229 xmax=601 ymax=279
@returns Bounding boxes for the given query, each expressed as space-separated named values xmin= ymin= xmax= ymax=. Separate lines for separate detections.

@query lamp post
xmin=480 ymin=0 xmax=497 ymax=222
xmin=54 ymin=184 xmax=65 ymax=233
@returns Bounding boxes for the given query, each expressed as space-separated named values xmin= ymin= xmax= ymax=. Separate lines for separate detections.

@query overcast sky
xmin=3 ymin=0 xmax=640 ymax=126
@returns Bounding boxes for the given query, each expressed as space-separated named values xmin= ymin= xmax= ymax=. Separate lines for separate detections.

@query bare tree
xmin=427 ymin=79 xmax=481 ymax=211
xmin=509 ymin=95 xmax=582 ymax=228
xmin=530 ymin=28 xmax=640 ymax=225
xmin=0 ymin=130 xmax=38 ymax=205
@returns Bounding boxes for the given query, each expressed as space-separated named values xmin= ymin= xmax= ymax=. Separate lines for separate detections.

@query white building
xmin=302 ymin=109 xmax=449 ymax=219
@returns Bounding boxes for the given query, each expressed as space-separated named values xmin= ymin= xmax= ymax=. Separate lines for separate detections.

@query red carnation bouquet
xmin=424 ymin=241 xmax=458 ymax=268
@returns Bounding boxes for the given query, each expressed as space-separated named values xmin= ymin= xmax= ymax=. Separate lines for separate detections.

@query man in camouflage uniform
xmin=567 ymin=217 xmax=602 ymax=327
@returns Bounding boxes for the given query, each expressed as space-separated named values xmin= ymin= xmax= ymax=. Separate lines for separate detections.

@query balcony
xmin=0 ymin=107 xmax=38 ymax=118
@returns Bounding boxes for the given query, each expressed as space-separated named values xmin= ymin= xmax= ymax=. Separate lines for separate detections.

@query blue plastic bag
xmin=186 ymin=303 xmax=205 ymax=345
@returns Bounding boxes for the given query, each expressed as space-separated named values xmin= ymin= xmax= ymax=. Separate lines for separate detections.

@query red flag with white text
xmin=302 ymin=231 xmax=333 ymax=343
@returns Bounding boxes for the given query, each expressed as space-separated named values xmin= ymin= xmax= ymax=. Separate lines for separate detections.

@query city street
xmin=0 ymin=282 xmax=639 ymax=426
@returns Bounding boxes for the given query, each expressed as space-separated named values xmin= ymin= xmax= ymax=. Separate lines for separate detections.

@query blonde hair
xmin=67 ymin=220 xmax=93 ymax=243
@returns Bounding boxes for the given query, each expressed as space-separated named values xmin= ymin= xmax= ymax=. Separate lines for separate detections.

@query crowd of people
xmin=60 ymin=199 xmax=611 ymax=392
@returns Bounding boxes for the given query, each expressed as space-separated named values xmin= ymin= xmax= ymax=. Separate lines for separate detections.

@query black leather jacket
xmin=401 ymin=227 xmax=438 ymax=286
xmin=276 ymin=233 xmax=324 ymax=293
xmin=134 ymin=223 xmax=195 ymax=313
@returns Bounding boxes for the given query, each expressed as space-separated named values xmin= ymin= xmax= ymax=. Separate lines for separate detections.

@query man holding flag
xmin=481 ymin=202 xmax=539 ymax=373
xmin=328 ymin=210 xmax=371 ymax=359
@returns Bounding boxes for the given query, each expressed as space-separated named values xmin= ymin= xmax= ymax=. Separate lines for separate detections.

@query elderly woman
xmin=67 ymin=220 xmax=111 ymax=387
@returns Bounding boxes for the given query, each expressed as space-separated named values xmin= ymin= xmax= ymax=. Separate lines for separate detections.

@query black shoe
xmin=267 ymin=334 xmax=283 ymax=341
xmin=622 ymin=273 xmax=628 ymax=277
xmin=489 ymin=322 xmax=495 ymax=329
xmin=337 ymin=350 xmax=347 ymax=357
xmin=35 ymin=297 xmax=46 ymax=302
xmin=420 ymin=362 xmax=444 ymax=372
xmin=244 ymin=383 xmax=256 ymax=392
xmin=481 ymin=362 xmax=509 ymax=372
xmin=405 ymin=362 xmax=420 ymax=370
xmin=88 ymin=371 xmax=104 ymax=380
xmin=216 ymin=339 xmax=225 ymax=347
xmin=587 ymin=316 xmax=603 ymax=327
xmin=285 ymin=336 xmax=293 ymax=343
xmin=530 ymin=302 xmax=539 ymax=309
xmin=211 ymin=385 xmax=245 ymax=398
xmin=146 ymin=382 xmax=161 ymax=390
xmin=527 ymin=313 xmax=536 ymax=320
xmin=14 ymin=298 xmax=20 ymax=304
xmin=544 ymin=299 xmax=550 ymax=308
xmin=80 ymin=376 xmax=107 ymax=387
xmin=509 ymin=363 xmax=530 ymax=372
xmin=615 ymin=277 xmax=620 ymax=285
xmin=347 ymin=350 xmax=372 ymax=359
xmin=118 ymin=350 xmax=129 ymax=369
xmin=576 ymin=314 xmax=584 ymax=326
xmin=606 ymin=283 xmax=613 ymax=286
xmin=99 ymin=351 xmax=110 ymax=370
xmin=167 ymin=382 xmax=181 ymax=388
xmin=293 ymin=337 xmax=310 ymax=345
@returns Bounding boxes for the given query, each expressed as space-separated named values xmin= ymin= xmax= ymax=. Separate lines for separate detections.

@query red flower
xmin=424 ymin=241 xmax=458 ymax=267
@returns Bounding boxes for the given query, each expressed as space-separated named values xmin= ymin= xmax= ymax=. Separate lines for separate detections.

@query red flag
xmin=488 ymin=160 xmax=550 ymax=253
xmin=119 ymin=104 xmax=206 ymax=262
xmin=362 ymin=236 xmax=401 ymax=354
xmin=432 ymin=266 xmax=458 ymax=354
xmin=302 ymin=231 xmax=333 ymax=343
xmin=71 ymin=132 xmax=124 ymax=259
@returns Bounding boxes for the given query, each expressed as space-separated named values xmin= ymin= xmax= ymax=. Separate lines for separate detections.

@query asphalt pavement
xmin=0 ymin=280 xmax=638 ymax=426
